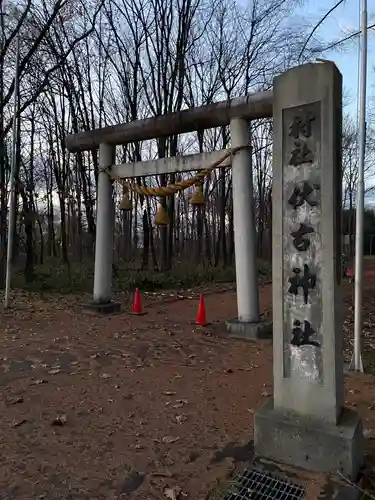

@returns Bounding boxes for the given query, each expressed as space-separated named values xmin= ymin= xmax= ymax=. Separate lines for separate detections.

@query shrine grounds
xmin=1 ymin=262 xmax=375 ymax=499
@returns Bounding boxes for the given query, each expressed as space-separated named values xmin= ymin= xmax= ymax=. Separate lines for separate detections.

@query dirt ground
xmin=1 ymin=265 xmax=375 ymax=499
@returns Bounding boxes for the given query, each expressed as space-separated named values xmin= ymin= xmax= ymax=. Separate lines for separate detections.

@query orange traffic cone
xmin=196 ymin=295 xmax=208 ymax=326
xmin=132 ymin=288 xmax=145 ymax=315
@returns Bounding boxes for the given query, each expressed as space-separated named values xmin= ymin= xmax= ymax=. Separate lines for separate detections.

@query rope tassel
xmin=118 ymin=182 xmax=132 ymax=211
xmin=155 ymin=203 xmax=170 ymax=226
xmin=190 ymin=184 xmax=205 ymax=205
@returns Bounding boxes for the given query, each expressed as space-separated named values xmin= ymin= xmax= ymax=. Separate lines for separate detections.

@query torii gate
xmin=65 ymin=89 xmax=273 ymax=338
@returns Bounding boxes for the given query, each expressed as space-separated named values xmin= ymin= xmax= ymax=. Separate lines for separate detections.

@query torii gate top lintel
xmin=64 ymin=90 xmax=273 ymax=153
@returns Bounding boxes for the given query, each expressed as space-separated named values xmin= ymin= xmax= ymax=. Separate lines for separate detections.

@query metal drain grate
xmin=218 ymin=467 xmax=305 ymax=500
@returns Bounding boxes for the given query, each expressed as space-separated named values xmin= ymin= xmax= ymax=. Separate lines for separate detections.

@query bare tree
xmin=0 ymin=0 xmax=316 ymax=293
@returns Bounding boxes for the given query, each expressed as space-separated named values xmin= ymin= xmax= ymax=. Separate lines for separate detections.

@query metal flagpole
xmin=4 ymin=33 xmax=20 ymax=309
xmin=350 ymin=0 xmax=367 ymax=372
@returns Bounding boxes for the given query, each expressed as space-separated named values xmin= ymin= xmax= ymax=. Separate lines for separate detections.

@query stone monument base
xmin=254 ymin=398 xmax=363 ymax=480
xmin=82 ymin=300 xmax=121 ymax=315
xmin=226 ymin=318 xmax=272 ymax=341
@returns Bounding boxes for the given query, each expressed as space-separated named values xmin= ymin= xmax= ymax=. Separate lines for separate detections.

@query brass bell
xmin=190 ymin=184 xmax=205 ymax=206
xmin=155 ymin=203 xmax=170 ymax=226
xmin=119 ymin=189 xmax=132 ymax=211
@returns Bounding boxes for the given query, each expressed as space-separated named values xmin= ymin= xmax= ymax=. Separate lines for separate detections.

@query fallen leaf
xmin=13 ymin=419 xmax=27 ymax=428
xmin=173 ymin=399 xmax=188 ymax=409
xmin=9 ymin=396 xmax=24 ymax=405
xmin=48 ymin=368 xmax=60 ymax=375
xmin=162 ymin=436 xmax=180 ymax=444
xmin=172 ymin=403 xmax=184 ymax=409
xmin=33 ymin=379 xmax=48 ymax=385
xmin=164 ymin=486 xmax=182 ymax=500
xmin=100 ymin=373 xmax=111 ymax=379
xmin=150 ymin=471 xmax=173 ymax=478
xmin=175 ymin=415 xmax=187 ymax=425
xmin=52 ymin=414 xmax=68 ymax=426
xmin=364 ymin=428 xmax=374 ymax=439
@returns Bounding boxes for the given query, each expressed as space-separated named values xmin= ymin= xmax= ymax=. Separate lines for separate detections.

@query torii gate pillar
xmin=226 ymin=118 xmax=272 ymax=340
xmin=84 ymin=143 xmax=121 ymax=314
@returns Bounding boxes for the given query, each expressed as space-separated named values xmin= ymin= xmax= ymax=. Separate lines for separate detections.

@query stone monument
xmin=254 ymin=62 xmax=363 ymax=479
